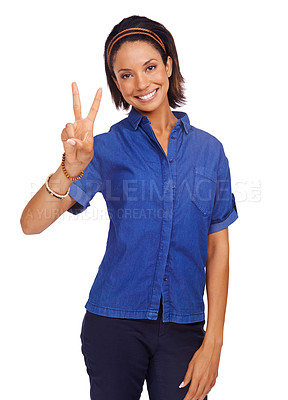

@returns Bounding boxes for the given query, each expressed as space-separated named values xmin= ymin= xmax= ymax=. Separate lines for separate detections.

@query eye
xmin=121 ymin=73 xmax=132 ymax=79
xmin=147 ymin=65 xmax=156 ymax=71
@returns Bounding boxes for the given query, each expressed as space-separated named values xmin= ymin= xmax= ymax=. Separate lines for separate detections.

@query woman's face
xmin=112 ymin=40 xmax=172 ymax=113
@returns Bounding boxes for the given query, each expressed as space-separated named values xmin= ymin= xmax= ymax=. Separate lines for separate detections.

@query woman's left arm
xmin=181 ymin=227 xmax=229 ymax=400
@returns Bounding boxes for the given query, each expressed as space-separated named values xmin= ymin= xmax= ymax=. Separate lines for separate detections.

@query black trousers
xmin=80 ymin=296 xmax=208 ymax=400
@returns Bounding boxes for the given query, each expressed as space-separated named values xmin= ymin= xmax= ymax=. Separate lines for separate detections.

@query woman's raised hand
xmin=61 ymin=82 xmax=102 ymax=176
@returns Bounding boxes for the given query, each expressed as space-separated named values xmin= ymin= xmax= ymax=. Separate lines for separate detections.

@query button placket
xmin=168 ymin=129 xmax=178 ymax=204
xmin=144 ymin=121 xmax=180 ymax=320
xmin=160 ymin=129 xmax=178 ymax=322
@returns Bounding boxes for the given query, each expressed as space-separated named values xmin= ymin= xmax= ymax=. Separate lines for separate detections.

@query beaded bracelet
xmin=61 ymin=152 xmax=84 ymax=181
xmin=45 ymin=173 xmax=70 ymax=199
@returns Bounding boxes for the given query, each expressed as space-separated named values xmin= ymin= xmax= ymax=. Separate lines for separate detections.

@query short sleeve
xmin=208 ymin=145 xmax=238 ymax=234
xmin=67 ymin=141 xmax=102 ymax=215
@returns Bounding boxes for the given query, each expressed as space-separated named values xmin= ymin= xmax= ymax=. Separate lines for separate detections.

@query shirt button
xmin=169 ymin=159 xmax=174 ymax=163
xmin=163 ymin=277 xmax=168 ymax=281
xmin=171 ymin=136 xmax=176 ymax=139
xmin=172 ymin=184 xmax=175 ymax=189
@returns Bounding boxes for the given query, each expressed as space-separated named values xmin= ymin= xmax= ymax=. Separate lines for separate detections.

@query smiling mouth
xmin=136 ymin=88 xmax=158 ymax=100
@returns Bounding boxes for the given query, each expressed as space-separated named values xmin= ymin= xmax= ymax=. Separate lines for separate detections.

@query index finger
xmin=87 ymin=87 xmax=102 ymax=123
xmin=72 ymin=81 xmax=82 ymax=120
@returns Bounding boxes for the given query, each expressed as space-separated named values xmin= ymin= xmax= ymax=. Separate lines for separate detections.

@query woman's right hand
xmin=61 ymin=82 xmax=102 ymax=176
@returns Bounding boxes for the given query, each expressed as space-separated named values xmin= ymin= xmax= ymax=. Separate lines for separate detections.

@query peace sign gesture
xmin=61 ymin=82 xmax=102 ymax=176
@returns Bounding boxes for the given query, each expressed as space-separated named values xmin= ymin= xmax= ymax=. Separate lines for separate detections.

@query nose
xmin=135 ymin=72 xmax=149 ymax=91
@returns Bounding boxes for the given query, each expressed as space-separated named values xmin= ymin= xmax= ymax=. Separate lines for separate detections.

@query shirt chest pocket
xmin=191 ymin=166 xmax=217 ymax=216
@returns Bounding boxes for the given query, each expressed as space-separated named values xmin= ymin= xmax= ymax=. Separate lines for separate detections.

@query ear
xmin=166 ymin=56 xmax=173 ymax=78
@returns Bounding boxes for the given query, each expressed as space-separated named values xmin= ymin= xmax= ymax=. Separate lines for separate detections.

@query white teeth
xmin=138 ymin=89 xmax=157 ymax=100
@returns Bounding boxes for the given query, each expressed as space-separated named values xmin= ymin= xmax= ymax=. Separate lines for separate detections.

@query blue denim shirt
xmin=68 ymin=106 xmax=238 ymax=323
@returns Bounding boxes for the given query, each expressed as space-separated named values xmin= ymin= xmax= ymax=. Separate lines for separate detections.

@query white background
xmin=1 ymin=0 xmax=287 ymax=399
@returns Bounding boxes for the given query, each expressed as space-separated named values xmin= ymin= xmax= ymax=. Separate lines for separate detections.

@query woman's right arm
xmin=20 ymin=165 xmax=76 ymax=235
xmin=20 ymin=82 xmax=102 ymax=235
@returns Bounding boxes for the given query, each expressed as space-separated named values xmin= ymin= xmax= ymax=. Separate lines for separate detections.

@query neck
xmin=135 ymin=99 xmax=178 ymax=137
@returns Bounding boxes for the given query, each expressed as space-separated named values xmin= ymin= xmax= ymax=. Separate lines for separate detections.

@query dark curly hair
xmin=104 ymin=15 xmax=186 ymax=110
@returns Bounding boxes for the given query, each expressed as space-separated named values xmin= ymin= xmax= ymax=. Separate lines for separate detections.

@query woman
xmin=21 ymin=15 xmax=238 ymax=400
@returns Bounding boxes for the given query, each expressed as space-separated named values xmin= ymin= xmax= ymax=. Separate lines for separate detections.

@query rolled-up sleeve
xmin=67 ymin=139 xmax=102 ymax=215
xmin=208 ymin=145 xmax=238 ymax=234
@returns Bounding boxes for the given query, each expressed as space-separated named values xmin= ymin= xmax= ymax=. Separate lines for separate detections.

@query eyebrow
xmin=117 ymin=59 xmax=157 ymax=73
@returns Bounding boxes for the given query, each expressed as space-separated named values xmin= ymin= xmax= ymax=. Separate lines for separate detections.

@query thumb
xmin=66 ymin=137 xmax=91 ymax=152
xmin=179 ymin=367 xmax=193 ymax=388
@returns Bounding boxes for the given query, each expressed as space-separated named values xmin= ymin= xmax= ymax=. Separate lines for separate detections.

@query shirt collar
xmin=127 ymin=106 xmax=191 ymax=135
